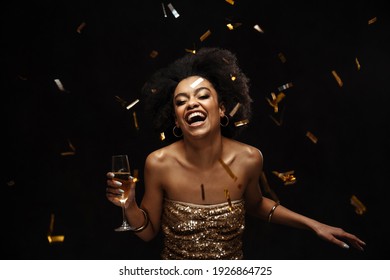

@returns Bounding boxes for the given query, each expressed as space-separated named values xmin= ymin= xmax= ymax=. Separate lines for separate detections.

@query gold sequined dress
xmin=161 ymin=198 xmax=245 ymax=259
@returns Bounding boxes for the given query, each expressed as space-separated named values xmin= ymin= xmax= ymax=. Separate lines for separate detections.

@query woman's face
xmin=173 ymin=76 xmax=225 ymax=138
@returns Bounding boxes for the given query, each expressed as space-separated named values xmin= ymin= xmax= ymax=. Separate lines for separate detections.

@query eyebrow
xmin=174 ymin=86 xmax=211 ymax=99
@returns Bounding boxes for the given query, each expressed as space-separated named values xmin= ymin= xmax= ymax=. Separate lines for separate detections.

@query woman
xmin=106 ymin=47 xmax=366 ymax=259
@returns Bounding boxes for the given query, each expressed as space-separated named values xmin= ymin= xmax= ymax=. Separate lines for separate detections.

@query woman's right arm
xmin=106 ymin=151 xmax=165 ymax=241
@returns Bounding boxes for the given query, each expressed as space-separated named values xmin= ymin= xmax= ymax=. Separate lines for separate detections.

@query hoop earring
xmin=220 ymin=115 xmax=229 ymax=127
xmin=172 ymin=126 xmax=183 ymax=137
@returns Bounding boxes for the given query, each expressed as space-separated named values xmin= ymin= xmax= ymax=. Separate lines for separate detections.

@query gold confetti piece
xmin=234 ymin=119 xmax=249 ymax=127
xmin=306 ymin=131 xmax=318 ymax=144
xmin=350 ymin=195 xmax=367 ymax=215
xmin=277 ymin=82 xmax=293 ymax=92
xmin=226 ymin=22 xmax=242 ymax=30
xmin=266 ymin=92 xmax=285 ymax=113
xmin=355 ymin=57 xmax=361 ymax=70
xmin=368 ymin=17 xmax=377 ymax=25
xmin=185 ymin=48 xmax=196 ymax=54
xmin=219 ymin=159 xmax=238 ymax=181
xmin=133 ymin=169 xmax=139 ymax=183
xmin=126 ymin=99 xmax=140 ymax=110
xmin=54 ymin=79 xmax=66 ymax=92
xmin=6 ymin=180 xmax=16 ymax=187
xmin=331 ymin=70 xmax=343 ymax=87
xmin=61 ymin=139 xmax=76 ymax=156
xmin=190 ymin=77 xmax=204 ymax=88
xmin=230 ymin=74 xmax=236 ymax=81
xmin=47 ymin=214 xmax=65 ymax=244
xmin=201 ymin=184 xmax=205 ymax=200
xmin=133 ymin=111 xmax=139 ymax=130
xmin=224 ymin=189 xmax=233 ymax=211
xmin=269 ymin=114 xmax=282 ymax=126
xmin=149 ymin=50 xmax=159 ymax=58
xmin=60 ymin=151 xmax=75 ymax=156
xmin=161 ymin=2 xmax=167 ymax=17
xmin=229 ymin=103 xmax=241 ymax=117
xmin=225 ymin=0 xmax=234 ymax=5
xmin=160 ymin=132 xmax=166 ymax=141
xmin=200 ymin=30 xmax=211 ymax=42
xmin=167 ymin=3 xmax=180 ymax=18
xmin=76 ymin=22 xmax=86 ymax=34
xmin=272 ymin=170 xmax=297 ymax=185
xmin=114 ymin=95 xmax=127 ymax=107
xmin=253 ymin=24 xmax=264 ymax=33
xmin=278 ymin=52 xmax=287 ymax=63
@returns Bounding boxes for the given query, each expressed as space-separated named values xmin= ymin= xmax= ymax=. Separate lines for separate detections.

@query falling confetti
xmin=253 ymin=24 xmax=264 ymax=33
xmin=225 ymin=0 xmax=234 ymax=5
xmin=278 ymin=52 xmax=287 ymax=63
xmin=200 ymin=30 xmax=211 ymax=42
xmin=229 ymin=103 xmax=241 ymax=117
xmin=368 ymin=17 xmax=377 ymax=25
xmin=167 ymin=3 xmax=180 ymax=18
xmin=126 ymin=99 xmax=140 ymax=110
xmin=190 ymin=77 xmax=204 ymax=88
xmin=266 ymin=92 xmax=285 ymax=113
xmin=224 ymin=189 xmax=233 ymax=211
xmin=115 ymin=95 xmax=127 ymax=107
xmin=219 ymin=159 xmax=238 ymax=181
xmin=306 ymin=131 xmax=318 ymax=144
xmin=76 ymin=22 xmax=86 ymax=34
xmin=149 ymin=50 xmax=159 ymax=58
xmin=272 ymin=170 xmax=297 ymax=185
xmin=277 ymin=82 xmax=293 ymax=92
xmin=54 ymin=79 xmax=66 ymax=92
xmin=355 ymin=57 xmax=361 ymax=70
xmin=350 ymin=195 xmax=367 ymax=215
xmin=133 ymin=111 xmax=139 ymax=130
xmin=47 ymin=214 xmax=65 ymax=244
xmin=331 ymin=70 xmax=343 ymax=87
xmin=161 ymin=2 xmax=167 ymax=17
xmin=234 ymin=119 xmax=249 ymax=127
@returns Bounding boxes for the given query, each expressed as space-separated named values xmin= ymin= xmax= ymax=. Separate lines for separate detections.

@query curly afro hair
xmin=141 ymin=47 xmax=253 ymax=139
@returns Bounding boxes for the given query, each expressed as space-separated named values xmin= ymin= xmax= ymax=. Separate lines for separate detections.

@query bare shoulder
xmin=225 ymin=138 xmax=263 ymax=161
xmin=145 ymin=141 xmax=182 ymax=170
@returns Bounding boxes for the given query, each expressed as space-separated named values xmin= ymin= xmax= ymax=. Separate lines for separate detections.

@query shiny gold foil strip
xmin=219 ymin=159 xmax=238 ymax=181
xmin=331 ymin=70 xmax=343 ymax=87
xmin=200 ymin=30 xmax=211 ymax=42
xmin=306 ymin=131 xmax=318 ymax=144
xmin=224 ymin=189 xmax=233 ymax=211
xmin=350 ymin=195 xmax=367 ymax=215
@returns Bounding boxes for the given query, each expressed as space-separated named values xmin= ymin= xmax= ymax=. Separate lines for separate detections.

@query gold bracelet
xmin=131 ymin=208 xmax=149 ymax=232
xmin=268 ymin=202 xmax=280 ymax=223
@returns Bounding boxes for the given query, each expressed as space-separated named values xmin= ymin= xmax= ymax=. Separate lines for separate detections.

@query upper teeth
xmin=188 ymin=112 xmax=205 ymax=121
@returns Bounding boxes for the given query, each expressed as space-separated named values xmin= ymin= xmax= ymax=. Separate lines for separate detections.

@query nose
xmin=187 ymin=97 xmax=199 ymax=109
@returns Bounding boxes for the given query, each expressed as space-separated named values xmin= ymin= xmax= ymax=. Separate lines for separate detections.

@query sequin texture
xmin=161 ymin=198 xmax=245 ymax=259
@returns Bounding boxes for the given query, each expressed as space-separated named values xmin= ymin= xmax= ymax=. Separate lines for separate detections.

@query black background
xmin=1 ymin=0 xmax=389 ymax=259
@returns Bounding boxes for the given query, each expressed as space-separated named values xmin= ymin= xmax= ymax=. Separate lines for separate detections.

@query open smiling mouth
xmin=186 ymin=111 xmax=207 ymax=126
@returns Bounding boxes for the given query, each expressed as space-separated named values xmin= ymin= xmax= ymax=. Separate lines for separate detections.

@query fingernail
xmin=118 ymin=189 xmax=124 ymax=193
xmin=343 ymin=243 xmax=350 ymax=249
xmin=114 ymin=181 xmax=122 ymax=187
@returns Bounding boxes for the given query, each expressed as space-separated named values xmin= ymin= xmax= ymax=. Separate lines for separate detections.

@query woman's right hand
xmin=106 ymin=172 xmax=137 ymax=208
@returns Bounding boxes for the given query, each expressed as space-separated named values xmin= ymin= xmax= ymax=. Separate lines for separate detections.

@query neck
xmin=182 ymin=134 xmax=224 ymax=169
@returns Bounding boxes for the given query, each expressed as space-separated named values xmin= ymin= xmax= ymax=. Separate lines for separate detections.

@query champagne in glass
xmin=111 ymin=154 xmax=132 ymax=231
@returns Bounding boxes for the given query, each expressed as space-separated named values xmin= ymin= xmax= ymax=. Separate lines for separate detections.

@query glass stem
xmin=121 ymin=201 xmax=128 ymax=225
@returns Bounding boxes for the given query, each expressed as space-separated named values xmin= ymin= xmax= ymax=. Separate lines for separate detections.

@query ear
xmin=219 ymin=104 xmax=226 ymax=117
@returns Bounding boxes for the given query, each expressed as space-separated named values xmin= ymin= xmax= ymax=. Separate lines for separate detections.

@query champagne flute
xmin=111 ymin=154 xmax=132 ymax=231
